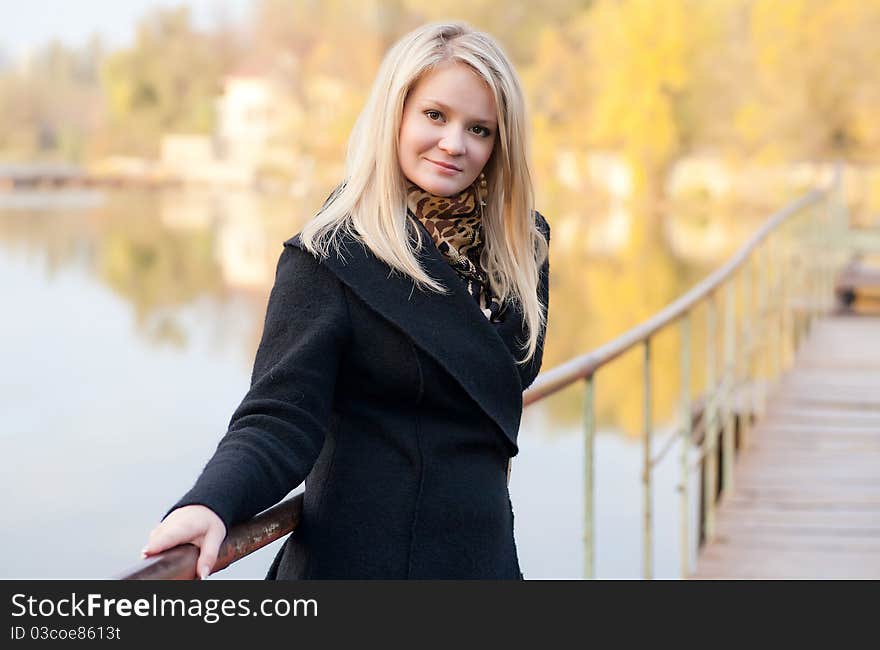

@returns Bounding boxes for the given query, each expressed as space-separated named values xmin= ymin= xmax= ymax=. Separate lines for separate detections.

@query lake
xmin=0 ymin=186 xmax=775 ymax=579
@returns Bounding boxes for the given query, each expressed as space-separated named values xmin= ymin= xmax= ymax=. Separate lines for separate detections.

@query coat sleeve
xmin=165 ymin=243 xmax=351 ymax=532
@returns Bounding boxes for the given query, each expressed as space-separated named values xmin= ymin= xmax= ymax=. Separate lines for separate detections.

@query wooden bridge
xmin=0 ymin=163 xmax=177 ymax=191
xmin=118 ymin=166 xmax=880 ymax=580
xmin=691 ymin=314 xmax=880 ymax=579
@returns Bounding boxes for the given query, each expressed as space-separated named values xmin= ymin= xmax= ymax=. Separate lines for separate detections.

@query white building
xmin=215 ymin=73 xmax=291 ymax=168
xmin=159 ymin=66 xmax=298 ymax=188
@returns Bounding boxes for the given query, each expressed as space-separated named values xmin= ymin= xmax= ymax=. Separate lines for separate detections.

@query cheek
xmin=400 ymin=133 xmax=418 ymax=161
xmin=475 ymin=139 xmax=495 ymax=166
xmin=398 ymin=118 xmax=412 ymax=156
xmin=399 ymin=120 xmax=430 ymax=156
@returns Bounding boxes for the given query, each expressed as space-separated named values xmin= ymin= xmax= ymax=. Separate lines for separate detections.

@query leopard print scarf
xmin=406 ymin=182 xmax=506 ymax=323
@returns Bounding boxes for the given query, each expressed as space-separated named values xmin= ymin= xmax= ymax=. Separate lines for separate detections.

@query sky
xmin=0 ymin=0 xmax=252 ymax=59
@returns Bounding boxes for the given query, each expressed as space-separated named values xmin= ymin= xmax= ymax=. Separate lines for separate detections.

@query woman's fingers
xmin=196 ymin=523 xmax=226 ymax=580
xmin=142 ymin=521 xmax=189 ymax=557
xmin=142 ymin=507 xmax=204 ymax=556
xmin=141 ymin=505 xmax=228 ymax=580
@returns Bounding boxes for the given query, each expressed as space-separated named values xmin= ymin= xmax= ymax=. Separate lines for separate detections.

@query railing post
xmin=584 ymin=374 xmax=595 ymax=580
xmin=741 ymin=256 xmax=753 ymax=451
xmin=817 ymin=200 xmax=825 ymax=315
xmin=822 ymin=191 xmax=840 ymax=316
xmin=722 ymin=281 xmax=736 ymax=496
xmin=642 ymin=338 xmax=653 ymax=580
xmin=768 ymin=237 xmax=779 ymax=381
xmin=824 ymin=181 xmax=838 ymax=313
xmin=828 ymin=169 xmax=847 ymax=306
xmin=788 ymin=225 xmax=807 ymax=352
xmin=807 ymin=203 xmax=818 ymax=335
xmin=679 ymin=315 xmax=692 ymax=579
xmin=791 ymin=224 xmax=803 ymax=351
xmin=778 ymin=233 xmax=788 ymax=375
xmin=800 ymin=218 xmax=809 ymax=349
xmin=757 ymin=244 xmax=769 ymax=417
xmin=703 ymin=294 xmax=718 ymax=542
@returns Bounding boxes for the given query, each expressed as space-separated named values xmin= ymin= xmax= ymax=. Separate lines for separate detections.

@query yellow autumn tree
xmin=585 ymin=0 xmax=718 ymax=198
xmin=738 ymin=0 xmax=880 ymax=163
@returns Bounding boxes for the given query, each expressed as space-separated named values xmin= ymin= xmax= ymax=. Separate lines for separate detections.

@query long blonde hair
xmin=299 ymin=21 xmax=548 ymax=365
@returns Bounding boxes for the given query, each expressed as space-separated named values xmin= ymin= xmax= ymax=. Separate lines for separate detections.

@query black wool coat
xmin=168 ymin=210 xmax=551 ymax=579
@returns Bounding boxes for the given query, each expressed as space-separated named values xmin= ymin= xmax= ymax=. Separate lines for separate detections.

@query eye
xmin=471 ymin=125 xmax=492 ymax=138
xmin=424 ymin=110 xmax=443 ymax=121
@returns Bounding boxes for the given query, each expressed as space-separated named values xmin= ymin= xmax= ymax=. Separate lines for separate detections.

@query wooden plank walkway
xmin=691 ymin=315 xmax=880 ymax=579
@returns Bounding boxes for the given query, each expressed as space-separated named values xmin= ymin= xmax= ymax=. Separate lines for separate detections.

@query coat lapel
xmin=285 ymin=220 xmax=526 ymax=454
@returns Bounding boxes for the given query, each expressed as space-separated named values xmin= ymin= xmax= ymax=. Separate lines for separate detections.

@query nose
xmin=438 ymin=128 xmax=466 ymax=156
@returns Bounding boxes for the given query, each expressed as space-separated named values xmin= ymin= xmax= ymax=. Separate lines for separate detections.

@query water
xmin=0 ymin=187 xmax=762 ymax=579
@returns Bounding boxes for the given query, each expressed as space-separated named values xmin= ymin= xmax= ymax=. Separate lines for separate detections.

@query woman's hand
xmin=141 ymin=505 xmax=227 ymax=580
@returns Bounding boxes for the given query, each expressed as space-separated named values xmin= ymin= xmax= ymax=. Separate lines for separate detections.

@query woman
xmin=142 ymin=21 xmax=550 ymax=580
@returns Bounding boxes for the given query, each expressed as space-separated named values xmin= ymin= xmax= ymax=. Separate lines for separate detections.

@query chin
xmin=413 ymin=177 xmax=468 ymax=197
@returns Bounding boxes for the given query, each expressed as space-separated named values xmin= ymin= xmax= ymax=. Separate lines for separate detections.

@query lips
xmin=426 ymin=159 xmax=462 ymax=172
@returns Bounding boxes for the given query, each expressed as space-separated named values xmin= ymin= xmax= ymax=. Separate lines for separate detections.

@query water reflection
xmin=0 ymin=185 xmax=776 ymax=578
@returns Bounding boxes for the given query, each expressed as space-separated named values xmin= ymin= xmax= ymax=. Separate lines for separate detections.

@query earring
xmin=476 ymin=171 xmax=488 ymax=206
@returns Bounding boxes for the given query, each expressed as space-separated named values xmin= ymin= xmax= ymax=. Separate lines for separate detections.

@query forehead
xmin=408 ymin=62 xmax=497 ymax=122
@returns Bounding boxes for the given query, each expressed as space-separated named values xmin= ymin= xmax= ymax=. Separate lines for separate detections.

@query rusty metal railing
xmin=118 ymin=495 xmax=303 ymax=580
xmin=521 ymin=165 xmax=848 ymax=578
xmin=118 ymin=167 xmax=848 ymax=580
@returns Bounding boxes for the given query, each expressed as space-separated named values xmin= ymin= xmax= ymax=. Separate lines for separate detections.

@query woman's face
xmin=398 ymin=61 xmax=498 ymax=197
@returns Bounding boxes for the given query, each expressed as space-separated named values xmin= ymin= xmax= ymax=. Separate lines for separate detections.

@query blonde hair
xmin=299 ymin=21 xmax=548 ymax=365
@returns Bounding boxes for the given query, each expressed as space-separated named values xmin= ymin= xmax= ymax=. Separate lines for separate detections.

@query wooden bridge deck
xmin=691 ymin=315 xmax=880 ymax=579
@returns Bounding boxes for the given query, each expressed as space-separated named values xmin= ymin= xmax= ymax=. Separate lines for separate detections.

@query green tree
xmin=0 ymin=38 xmax=104 ymax=161
xmin=100 ymin=7 xmax=229 ymax=156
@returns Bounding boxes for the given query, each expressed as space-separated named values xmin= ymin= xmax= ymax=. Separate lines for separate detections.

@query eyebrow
xmin=419 ymin=98 xmax=497 ymax=126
